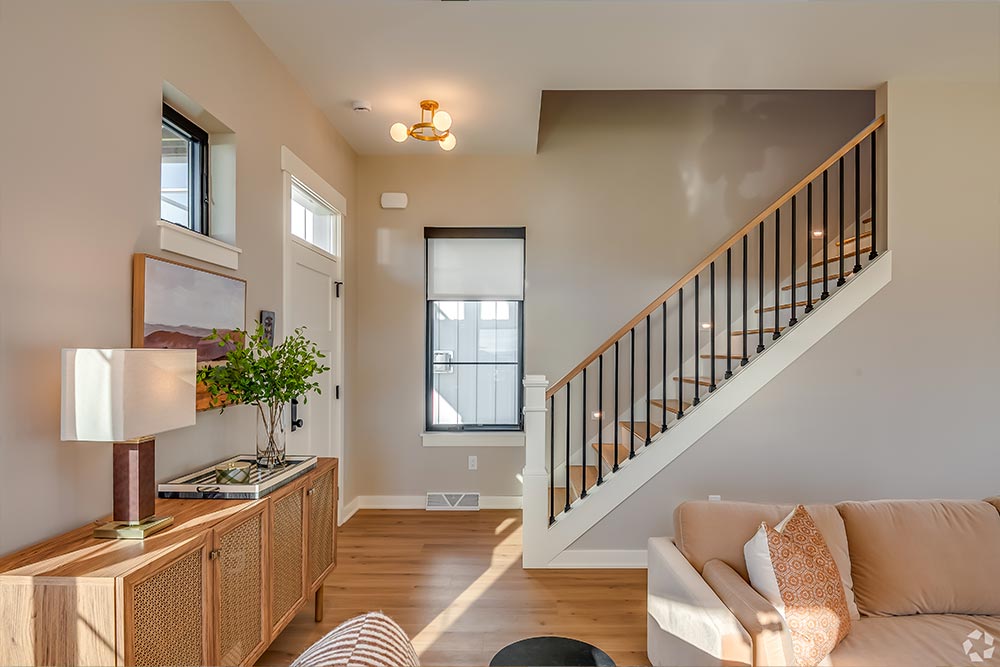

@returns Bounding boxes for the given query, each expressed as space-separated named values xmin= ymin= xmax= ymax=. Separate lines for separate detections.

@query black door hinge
xmin=335 ymin=281 xmax=343 ymax=298
xmin=335 ymin=385 xmax=341 ymax=400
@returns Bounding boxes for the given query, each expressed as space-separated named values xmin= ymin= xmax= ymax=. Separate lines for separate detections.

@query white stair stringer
xmin=522 ymin=251 xmax=892 ymax=568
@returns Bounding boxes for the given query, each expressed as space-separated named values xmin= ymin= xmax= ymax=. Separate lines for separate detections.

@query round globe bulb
xmin=389 ymin=122 xmax=409 ymax=143
xmin=440 ymin=133 xmax=457 ymax=151
xmin=433 ymin=110 xmax=453 ymax=133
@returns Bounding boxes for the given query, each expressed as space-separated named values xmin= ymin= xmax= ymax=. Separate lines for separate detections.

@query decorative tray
xmin=158 ymin=454 xmax=317 ymax=500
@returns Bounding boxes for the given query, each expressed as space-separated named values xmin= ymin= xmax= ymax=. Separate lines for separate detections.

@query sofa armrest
xmin=702 ymin=559 xmax=796 ymax=667
xmin=647 ymin=537 xmax=752 ymax=667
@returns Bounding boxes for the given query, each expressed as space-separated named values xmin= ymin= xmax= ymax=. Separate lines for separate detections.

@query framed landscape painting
xmin=132 ymin=253 xmax=247 ymax=410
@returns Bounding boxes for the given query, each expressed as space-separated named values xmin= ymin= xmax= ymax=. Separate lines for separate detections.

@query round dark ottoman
xmin=489 ymin=636 xmax=615 ymax=667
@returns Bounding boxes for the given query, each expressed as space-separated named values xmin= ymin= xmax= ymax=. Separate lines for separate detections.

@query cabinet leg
xmin=314 ymin=583 xmax=325 ymax=623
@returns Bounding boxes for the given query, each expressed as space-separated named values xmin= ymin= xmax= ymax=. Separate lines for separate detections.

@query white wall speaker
xmin=380 ymin=192 xmax=408 ymax=209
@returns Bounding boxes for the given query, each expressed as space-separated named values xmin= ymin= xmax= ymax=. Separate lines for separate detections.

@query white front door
xmin=286 ymin=238 xmax=341 ymax=461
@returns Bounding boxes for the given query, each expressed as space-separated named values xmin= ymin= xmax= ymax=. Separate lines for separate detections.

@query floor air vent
xmin=426 ymin=492 xmax=480 ymax=511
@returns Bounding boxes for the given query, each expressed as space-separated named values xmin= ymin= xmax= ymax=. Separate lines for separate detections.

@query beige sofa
xmin=647 ymin=498 xmax=1000 ymax=666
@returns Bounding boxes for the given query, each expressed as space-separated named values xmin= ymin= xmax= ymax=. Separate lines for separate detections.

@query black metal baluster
xmin=629 ymin=328 xmax=636 ymax=458
xmin=645 ymin=314 xmax=651 ymax=445
xmin=726 ymin=248 xmax=733 ymax=379
xmin=757 ymin=225 xmax=765 ymax=353
xmin=789 ymin=196 xmax=798 ymax=327
xmin=596 ymin=354 xmax=603 ymax=486
xmin=661 ymin=301 xmax=668 ymax=432
xmin=822 ymin=171 xmax=830 ymax=299
xmin=613 ymin=341 xmax=620 ymax=472
xmin=837 ymin=157 xmax=846 ymax=286
xmin=870 ymin=133 xmax=878 ymax=260
xmin=805 ymin=183 xmax=814 ymax=314
xmin=742 ymin=235 xmax=749 ymax=365
xmin=773 ymin=209 xmax=781 ymax=340
xmin=549 ymin=394 xmax=555 ymax=524
xmin=677 ymin=288 xmax=685 ymax=418
xmin=581 ymin=367 xmax=587 ymax=498
xmin=853 ymin=144 xmax=862 ymax=274
xmin=564 ymin=383 xmax=571 ymax=513
xmin=709 ymin=262 xmax=717 ymax=391
xmin=693 ymin=274 xmax=701 ymax=406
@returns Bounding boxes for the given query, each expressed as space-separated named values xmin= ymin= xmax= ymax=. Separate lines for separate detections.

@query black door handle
xmin=290 ymin=398 xmax=304 ymax=431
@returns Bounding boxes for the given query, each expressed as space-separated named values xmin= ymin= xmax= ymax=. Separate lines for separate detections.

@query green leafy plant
xmin=197 ymin=324 xmax=329 ymax=465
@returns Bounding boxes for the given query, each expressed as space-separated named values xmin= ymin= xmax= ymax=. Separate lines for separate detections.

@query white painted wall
xmin=572 ymin=80 xmax=1000 ymax=550
xmin=0 ymin=0 xmax=357 ymax=554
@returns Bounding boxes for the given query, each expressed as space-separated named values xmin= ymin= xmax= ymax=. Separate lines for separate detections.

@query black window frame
xmin=425 ymin=227 xmax=526 ymax=433
xmin=161 ymin=103 xmax=210 ymax=235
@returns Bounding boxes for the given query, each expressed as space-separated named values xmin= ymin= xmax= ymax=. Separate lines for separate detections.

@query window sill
xmin=421 ymin=431 xmax=525 ymax=448
xmin=158 ymin=220 xmax=242 ymax=270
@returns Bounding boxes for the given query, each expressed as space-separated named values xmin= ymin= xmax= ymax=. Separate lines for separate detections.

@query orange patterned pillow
xmin=744 ymin=505 xmax=851 ymax=666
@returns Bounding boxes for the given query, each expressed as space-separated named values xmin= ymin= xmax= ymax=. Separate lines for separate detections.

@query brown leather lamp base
xmin=94 ymin=436 xmax=172 ymax=540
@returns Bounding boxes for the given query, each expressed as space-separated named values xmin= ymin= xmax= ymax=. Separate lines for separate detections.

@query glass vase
xmin=256 ymin=402 xmax=287 ymax=468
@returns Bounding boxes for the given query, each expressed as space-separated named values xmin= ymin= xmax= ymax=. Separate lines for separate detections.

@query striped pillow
xmin=291 ymin=612 xmax=420 ymax=667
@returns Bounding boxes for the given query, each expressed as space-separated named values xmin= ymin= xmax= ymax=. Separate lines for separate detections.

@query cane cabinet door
xmin=306 ymin=467 xmax=338 ymax=593
xmin=119 ymin=533 xmax=211 ymax=667
xmin=211 ymin=501 xmax=269 ymax=666
xmin=268 ymin=476 xmax=307 ymax=636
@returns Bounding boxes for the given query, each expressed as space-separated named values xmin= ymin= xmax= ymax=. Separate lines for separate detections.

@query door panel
xmin=288 ymin=241 xmax=339 ymax=461
xmin=120 ymin=535 xmax=210 ymax=667
xmin=213 ymin=503 xmax=268 ymax=667
xmin=307 ymin=469 xmax=337 ymax=592
xmin=269 ymin=478 xmax=307 ymax=636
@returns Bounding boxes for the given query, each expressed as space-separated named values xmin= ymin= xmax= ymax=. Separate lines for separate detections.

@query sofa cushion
xmin=744 ymin=506 xmax=852 ymax=666
xmin=837 ymin=499 xmax=1000 ymax=616
xmin=674 ymin=500 xmax=860 ymax=619
xmin=823 ymin=614 xmax=1000 ymax=667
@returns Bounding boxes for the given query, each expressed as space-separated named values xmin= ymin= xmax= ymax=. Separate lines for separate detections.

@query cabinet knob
xmin=307 ymin=488 xmax=317 ymax=496
xmin=208 ymin=548 xmax=223 ymax=560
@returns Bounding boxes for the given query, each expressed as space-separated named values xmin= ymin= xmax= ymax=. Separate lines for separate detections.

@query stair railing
xmin=525 ymin=116 xmax=885 ymax=533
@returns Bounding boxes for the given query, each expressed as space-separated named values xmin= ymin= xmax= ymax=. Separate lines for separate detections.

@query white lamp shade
xmin=61 ymin=348 xmax=197 ymax=442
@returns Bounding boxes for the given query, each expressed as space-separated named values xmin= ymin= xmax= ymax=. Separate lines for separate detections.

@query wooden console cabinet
xmin=0 ymin=458 xmax=338 ymax=667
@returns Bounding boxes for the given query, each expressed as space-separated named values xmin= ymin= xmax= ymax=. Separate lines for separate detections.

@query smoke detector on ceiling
xmin=352 ymin=100 xmax=372 ymax=113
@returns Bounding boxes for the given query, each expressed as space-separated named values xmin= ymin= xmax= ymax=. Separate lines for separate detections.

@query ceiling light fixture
xmin=390 ymin=100 xmax=456 ymax=151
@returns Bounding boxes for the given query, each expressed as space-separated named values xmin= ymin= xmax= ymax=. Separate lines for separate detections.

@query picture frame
xmin=132 ymin=253 xmax=247 ymax=411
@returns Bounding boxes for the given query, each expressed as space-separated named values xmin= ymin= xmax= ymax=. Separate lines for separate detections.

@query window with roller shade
xmin=425 ymin=228 xmax=525 ymax=431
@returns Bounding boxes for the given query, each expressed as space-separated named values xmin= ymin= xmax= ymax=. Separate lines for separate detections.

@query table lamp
xmin=61 ymin=348 xmax=196 ymax=539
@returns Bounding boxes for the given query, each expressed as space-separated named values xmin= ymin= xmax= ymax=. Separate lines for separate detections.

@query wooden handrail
xmin=545 ymin=115 xmax=884 ymax=399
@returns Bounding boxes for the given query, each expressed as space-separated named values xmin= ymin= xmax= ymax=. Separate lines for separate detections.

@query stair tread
xmin=782 ymin=273 xmax=853 ymax=290
xmin=755 ymin=299 xmax=820 ymax=314
xmin=592 ymin=442 xmax=631 ymax=467
xmin=836 ymin=231 xmax=872 ymax=247
xmin=568 ymin=465 xmax=599 ymax=494
xmin=700 ymin=354 xmax=744 ymax=360
xmin=619 ymin=421 xmax=662 ymax=439
xmin=731 ymin=327 xmax=785 ymax=336
xmin=650 ymin=398 xmax=691 ymax=414
xmin=811 ymin=246 xmax=872 ymax=268
xmin=551 ymin=486 xmax=579 ymax=508
xmin=672 ymin=376 xmax=713 ymax=387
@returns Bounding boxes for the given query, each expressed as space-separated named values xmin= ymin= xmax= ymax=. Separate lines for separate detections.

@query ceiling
xmin=232 ymin=1 xmax=1000 ymax=155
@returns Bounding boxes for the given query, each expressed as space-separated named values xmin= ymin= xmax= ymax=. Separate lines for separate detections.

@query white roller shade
xmin=427 ymin=237 xmax=524 ymax=301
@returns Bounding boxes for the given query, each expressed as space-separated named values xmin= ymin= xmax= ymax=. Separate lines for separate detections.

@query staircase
xmin=522 ymin=116 xmax=891 ymax=567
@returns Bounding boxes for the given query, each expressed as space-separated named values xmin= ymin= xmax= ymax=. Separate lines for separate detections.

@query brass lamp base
xmin=94 ymin=515 xmax=174 ymax=540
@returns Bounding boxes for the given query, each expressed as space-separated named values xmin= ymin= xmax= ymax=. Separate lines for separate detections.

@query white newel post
xmin=522 ymin=374 xmax=549 ymax=568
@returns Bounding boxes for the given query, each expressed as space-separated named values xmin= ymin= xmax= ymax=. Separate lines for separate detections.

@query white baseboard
xmin=547 ymin=549 xmax=648 ymax=568
xmin=341 ymin=495 xmax=523 ymax=514
xmin=340 ymin=496 xmax=361 ymax=525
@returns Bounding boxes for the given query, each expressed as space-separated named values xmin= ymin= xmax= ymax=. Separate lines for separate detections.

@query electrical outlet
xmin=468 ymin=455 xmax=478 ymax=471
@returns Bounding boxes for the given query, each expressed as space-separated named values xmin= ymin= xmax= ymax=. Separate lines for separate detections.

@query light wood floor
xmin=257 ymin=510 xmax=649 ymax=666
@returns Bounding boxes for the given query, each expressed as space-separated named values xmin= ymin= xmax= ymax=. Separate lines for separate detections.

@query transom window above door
xmin=291 ymin=179 xmax=341 ymax=256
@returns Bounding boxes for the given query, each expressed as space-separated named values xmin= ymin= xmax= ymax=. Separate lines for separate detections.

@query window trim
xmin=424 ymin=227 xmax=526 ymax=433
xmin=161 ymin=103 xmax=210 ymax=236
